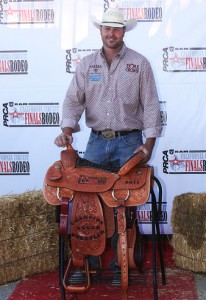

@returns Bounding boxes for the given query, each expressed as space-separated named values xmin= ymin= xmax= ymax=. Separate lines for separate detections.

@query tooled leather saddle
xmin=43 ymin=145 xmax=153 ymax=300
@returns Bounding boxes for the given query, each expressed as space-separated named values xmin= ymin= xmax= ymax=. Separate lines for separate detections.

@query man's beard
xmin=103 ymin=38 xmax=123 ymax=49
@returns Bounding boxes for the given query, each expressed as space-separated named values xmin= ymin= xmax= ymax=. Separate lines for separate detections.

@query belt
xmin=92 ymin=129 xmax=140 ymax=140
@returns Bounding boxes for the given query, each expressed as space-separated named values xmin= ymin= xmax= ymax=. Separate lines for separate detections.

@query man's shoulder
xmin=126 ymin=47 xmax=148 ymax=62
xmin=77 ymin=49 xmax=101 ymax=71
xmin=81 ymin=49 xmax=101 ymax=62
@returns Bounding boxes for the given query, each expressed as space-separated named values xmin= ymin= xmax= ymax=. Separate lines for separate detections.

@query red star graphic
xmin=7 ymin=6 xmax=14 ymax=16
xmin=9 ymin=109 xmax=24 ymax=119
xmin=169 ymin=54 xmax=185 ymax=63
xmin=4 ymin=6 xmax=19 ymax=17
xmin=172 ymin=158 xmax=179 ymax=166
xmin=169 ymin=156 xmax=184 ymax=166
xmin=72 ymin=55 xmax=81 ymax=65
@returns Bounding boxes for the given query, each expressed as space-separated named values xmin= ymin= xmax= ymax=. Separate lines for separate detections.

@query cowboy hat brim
xmin=92 ymin=17 xmax=137 ymax=32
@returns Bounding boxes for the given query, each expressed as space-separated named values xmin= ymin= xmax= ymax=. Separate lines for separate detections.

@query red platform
xmin=9 ymin=239 xmax=197 ymax=300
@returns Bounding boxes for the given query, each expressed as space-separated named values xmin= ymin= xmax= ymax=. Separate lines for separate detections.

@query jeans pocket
xmin=121 ymin=132 xmax=143 ymax=146
xmin=87 ymin=132 xmax=98 ymax=144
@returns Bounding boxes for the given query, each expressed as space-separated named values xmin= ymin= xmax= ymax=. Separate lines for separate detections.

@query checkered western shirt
xmin=61 ymin=43 xmax=162 ymax=138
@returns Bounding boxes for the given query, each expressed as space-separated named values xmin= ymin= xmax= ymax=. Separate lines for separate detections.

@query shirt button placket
xmin=106 ymin=73 xmax=112 ymax=128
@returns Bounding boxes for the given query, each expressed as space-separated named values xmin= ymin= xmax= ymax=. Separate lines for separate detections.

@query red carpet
xmin=8 ymin=240 xmax=197 ymax=300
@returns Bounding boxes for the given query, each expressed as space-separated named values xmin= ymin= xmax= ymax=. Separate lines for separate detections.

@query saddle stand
xmin=43 ymin=145 xmax=166 ymax=300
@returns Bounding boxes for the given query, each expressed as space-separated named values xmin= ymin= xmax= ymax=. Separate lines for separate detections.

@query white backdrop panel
xmin=1 ymin=0 xmax=206 ymax=234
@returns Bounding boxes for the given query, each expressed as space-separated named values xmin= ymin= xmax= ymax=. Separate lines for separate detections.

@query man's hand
xmin=134 ymin=137 xmax=156 ymax=164
xmin=54 ymin=129 xmax=73 ymax=147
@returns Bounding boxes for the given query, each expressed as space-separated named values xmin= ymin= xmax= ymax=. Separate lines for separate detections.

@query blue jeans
xmin=83 ymin=131 xmax=143 ymax=167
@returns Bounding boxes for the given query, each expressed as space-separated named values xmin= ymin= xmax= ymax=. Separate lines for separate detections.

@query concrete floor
xmin=0 ymin=281 xmax=19 ymax=300
xmin=0 ymin=272 xmax=206 ymax=300
xmin=195 ymin=273 xmax=206 ymax=300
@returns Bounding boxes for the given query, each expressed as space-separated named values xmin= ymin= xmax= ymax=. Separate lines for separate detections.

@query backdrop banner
xmin=1 ymin=0 xmax=206 ymax=234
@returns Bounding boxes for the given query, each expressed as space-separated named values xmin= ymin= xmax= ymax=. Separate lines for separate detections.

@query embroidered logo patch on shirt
xmin=89 ymin=65 xmax=103 ymax=81
xmin=89 ymin=73 xmax=102 ymax=81
xmin=125 ymin=64 xmax=139 ymax=73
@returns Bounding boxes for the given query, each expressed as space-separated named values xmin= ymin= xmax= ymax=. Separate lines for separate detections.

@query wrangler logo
xmin=78 ymin=175 xmax=106 ymax=185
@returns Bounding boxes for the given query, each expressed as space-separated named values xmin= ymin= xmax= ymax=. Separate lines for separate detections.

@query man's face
xmin=100 ymin=26 xmax=126 ymax=49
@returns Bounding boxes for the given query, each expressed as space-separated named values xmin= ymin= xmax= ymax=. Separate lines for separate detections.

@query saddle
xmin=43 ymin=145 xmax=152 ymax=300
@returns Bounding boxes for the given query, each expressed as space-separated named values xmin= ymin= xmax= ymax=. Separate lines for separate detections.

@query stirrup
xmin=63 ymin=257 xmax=90 ymax=294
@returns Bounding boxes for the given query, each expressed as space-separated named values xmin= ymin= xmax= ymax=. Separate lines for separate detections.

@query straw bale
xmin=171 ymin=193 xmax=206 ymax=249
xmin=0 ymin=228 xmax=58 ymax=264
xmin=0 ymin=190 xmax=64 ymax=285
xmin=171 ymin=233 xmax=206 ymax=261
xmin=0 ymin=190 xmax=57 ymax=242
xmin=0 ymin=251 xmax=59 ymax=285
xmin=0 ymin=190 xmax=54 ymax=219
xmin=173 ymin=253 xmax=206 ymax=273
xmin=0 ymin=212 xmax=57 ymax=242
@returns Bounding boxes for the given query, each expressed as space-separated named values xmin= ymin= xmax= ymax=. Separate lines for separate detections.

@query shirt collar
xmin=100 ymin=42 xmax=127 ymax=58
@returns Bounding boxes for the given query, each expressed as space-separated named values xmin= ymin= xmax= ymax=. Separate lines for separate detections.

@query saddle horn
xmin=61 ymin=143 xmax=79 ymax=171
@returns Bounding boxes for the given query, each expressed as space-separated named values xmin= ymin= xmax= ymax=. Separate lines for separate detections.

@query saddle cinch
xmin=43 ymin=145 xmax=165 ymax=300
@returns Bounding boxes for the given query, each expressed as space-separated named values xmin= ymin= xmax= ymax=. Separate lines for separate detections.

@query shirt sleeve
xmin=60 ymin=63 xmax=85 ymax=132
xmin=140 ymin=59 xmax=162 ymax=138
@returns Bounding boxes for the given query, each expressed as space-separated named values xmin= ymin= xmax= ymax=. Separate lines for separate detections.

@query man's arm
xmin=134 ymin=137 xmax=156 ymax=164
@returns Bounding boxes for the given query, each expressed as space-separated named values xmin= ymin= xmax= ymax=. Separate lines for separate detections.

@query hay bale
xmin=171 ymin=193 xmax=206 ymax=272
xmin=174 ymin=253 xmax=206 ymax=273
xmin=171 ymin=233 xmax=206 ymax=266
xmin=1 ymin=228 xmax=58 ymax=264
xmin=0 ymin=190 xmax=60 ymax=285
xmin=171 ymin=193 xmax=206 ymax=249
xmin=0 ymin=212 xmax=56 ymax=242
xmin=0 ymin=251 xmax=59 ymax=285
xmin=0 ymin=190 xmax=55 ymax=220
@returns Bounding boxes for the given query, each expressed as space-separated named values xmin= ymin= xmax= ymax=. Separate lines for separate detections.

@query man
xmin=55 ymin=8 xmax=162 ymax=166
xmin=54 ymin=7 xmax=162 ymax=270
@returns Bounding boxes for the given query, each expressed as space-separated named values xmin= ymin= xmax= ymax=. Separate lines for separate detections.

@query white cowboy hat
xmin=92 ymin=8 xmax=137 ymax=32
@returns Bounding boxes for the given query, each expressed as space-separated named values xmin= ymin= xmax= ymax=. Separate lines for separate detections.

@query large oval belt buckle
xmin=101 ymin=129 xmax=116 ymax=139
